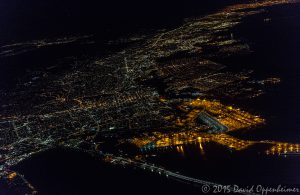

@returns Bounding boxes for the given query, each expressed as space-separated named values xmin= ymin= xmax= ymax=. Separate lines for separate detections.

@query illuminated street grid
xmin=0 ymin=0 xmax=299 ymax=193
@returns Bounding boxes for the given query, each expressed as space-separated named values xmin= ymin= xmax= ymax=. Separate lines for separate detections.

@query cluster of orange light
xmin=131 ymin=97 xmax=300 ymax=156
xmin=131 ymin=136 xmax=156 ymax=148
xmin=132 ymin=129 xmax=256 ymax=151
xmin=183 ymin=98 xmax=265 ymax=131
xmin=266 ymin=143 xmax=300 ymax=155
xmin=131 ymin=129 xmax=300 ymax=156
xmin=7 ymin=172 xmax=17 ymax=180
xmin=212 ymin=134 xmax=255 ymax=150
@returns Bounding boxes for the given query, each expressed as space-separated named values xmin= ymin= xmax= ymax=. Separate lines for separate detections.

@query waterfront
xmin=1 ymin=1 xmax=300 ymax=194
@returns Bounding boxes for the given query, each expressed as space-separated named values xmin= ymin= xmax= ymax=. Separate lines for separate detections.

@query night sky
xmin=0 ymin=0 xmax=240 ymax=43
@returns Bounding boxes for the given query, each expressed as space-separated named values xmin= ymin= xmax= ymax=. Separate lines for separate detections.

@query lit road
xmin=104 ymin=154 xmax=258 ymax=195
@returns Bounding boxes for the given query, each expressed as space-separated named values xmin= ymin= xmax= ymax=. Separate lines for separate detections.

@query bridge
xmin=103 ymin=154 xmax=258 ymax=195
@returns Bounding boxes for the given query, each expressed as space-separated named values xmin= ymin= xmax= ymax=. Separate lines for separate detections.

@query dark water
xmin=225 ymin=3 xmax=300 ymax=143
xmin=146 ymin=142 xmax=300 ymax=185
xmin=13 ymin=148 xmax=201 ymax=195
xmin=4 ymin=1 xmax=300 ymax=194
xmin=145 ymin=3 xmax=300 ymax=187
xmin=147 ymin=3 xmax=300 ymax=186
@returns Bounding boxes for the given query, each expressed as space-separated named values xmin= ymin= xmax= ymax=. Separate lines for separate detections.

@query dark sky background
xmin=0 ymin=0 xmax=241 ymax=44
xmin=0 ymin=0 xmax=242 ymax=90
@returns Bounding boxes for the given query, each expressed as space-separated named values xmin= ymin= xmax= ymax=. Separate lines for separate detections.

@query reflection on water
xmin=131 ymin=98 xmax=300 ymax=157
xmin=135 ymin=129 xmax=300 ymax=156
xmin=2 ymin=0 xmax=300 ymax=193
